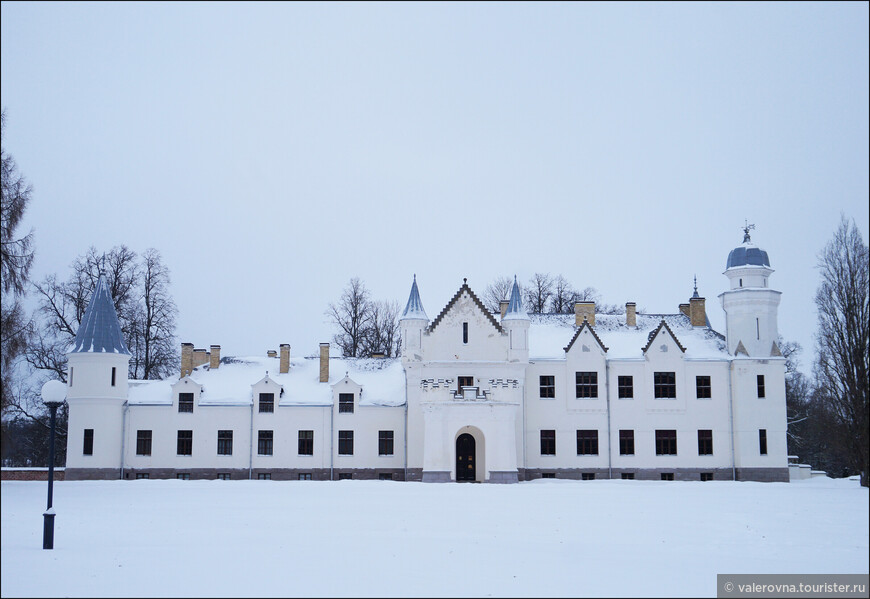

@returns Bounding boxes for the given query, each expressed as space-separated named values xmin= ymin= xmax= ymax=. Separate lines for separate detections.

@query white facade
xmin=65 ymin=234 xmax=789 ymax=483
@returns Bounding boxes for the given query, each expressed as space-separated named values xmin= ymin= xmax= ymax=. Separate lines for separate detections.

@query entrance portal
xmin=456 ymin=433 xmax=476 ymax=481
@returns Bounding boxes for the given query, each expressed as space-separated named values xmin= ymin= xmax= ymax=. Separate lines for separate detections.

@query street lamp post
xmin=41 ymin=379 xmax=66 ymax=550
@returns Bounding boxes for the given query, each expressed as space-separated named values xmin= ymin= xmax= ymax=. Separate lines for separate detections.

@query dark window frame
xmin=619 ymin=429 xmax=635 ymax=455
xmin=339 ymin=393 xmax=354 ymax=413
xmin=338 ymin=430 xmax=354 ymax=455
xmin=540 ymin=429 xmax=556 ymax=455
xmin=621 ymin=472 xmax=635 ymax=480
xmin=378 ymin=430 xmax=394 ymax=456
xmin=298 ymin=473 xmax=312 ymax=480
xmin=655 ymin=429 xmax=677 ymax=455
xmin=617 ymin=375 xmax=633 ymax=399
xmin=539 ymin=375 xmax=555 ymax=398
xmin=462 ymin=322 xmax=468 ymax=344
xmin=757 ymin=375 xmax=766 ymax=398
xmin=338 ymin=472 xmax=353 ymax=480
xmin=575 ymin=371 xmax=598 ymax=398
xmin=83 ymin=428 xmax=94 ymax=456
xmin=259 ymin=392 xmax=275 ymax=413
xmin=258 ymin=430 xmax=274 ymax=456
xmin=177 ymin=430 xmax=193 ymax=456
xmin=217 ymin=430 xmax=233 ymax=455
xmin=661 ymin=472 xmax=675 ymax=481
xmin=581 ymin=472 xmax=595 ymax=481
xmin=178 ymin=392 xmax=194 ymax=413
xmin=136 ymin=430 xmax=152 ymax=456
xmin=700 ymin=472 xmax=714 ymax=481
xmin=696 ymin=375 xmax=711 ymax=399
xmin=759 ymin=429 xmax=768 ymax=455
xmin=577 ymin=429 xmax=599 ymax=455
xmin=654 ymin=372 xmax=677 ymax=399
xmin=698 ymin=429 xmax=713 ymax=455
xmin=298 ymin=430 xmax=314 ymax=455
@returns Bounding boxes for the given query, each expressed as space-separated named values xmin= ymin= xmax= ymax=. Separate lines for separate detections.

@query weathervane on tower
xmin=742 ymin=220 xmax=755 ymax=243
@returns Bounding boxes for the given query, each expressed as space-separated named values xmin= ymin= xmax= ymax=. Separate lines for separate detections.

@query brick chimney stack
xmin=279 ymin=344 xmax=290 ymax=374
xmin=319 ymin=343 xmax=329 ymax=383
xmin=574 ymin=302 xmax=595 ymax=327
xmin=625 ymin=302 xmax=636 ymax=328
xmin=209 ymin=345 xmax=221 ymax=369
xmin=181 ymin=343 xmax=193 ymax=378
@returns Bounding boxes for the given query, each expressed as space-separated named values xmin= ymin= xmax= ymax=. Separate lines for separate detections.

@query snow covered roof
xmin=502 ymin=276 xmax=529 ymax=321
xmin=69 ymin=274 xmax=130 ymax=355
xmin=127 ymin=356 xmax=406 ymax=407
xmin=400 ymin=275 xmax=428 ymax=321
xmin=726 ymin=230 xmax=770 ymax=269
xmin=528 ymin=313 xmax=728 ymax=360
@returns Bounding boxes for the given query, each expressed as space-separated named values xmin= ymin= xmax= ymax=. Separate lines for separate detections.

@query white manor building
xmin=64 ymin=230 xmax=788 ymax=482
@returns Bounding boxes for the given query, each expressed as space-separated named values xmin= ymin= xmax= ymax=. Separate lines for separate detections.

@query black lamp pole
xmin=43 ymin=401 xmax=59 ymax=550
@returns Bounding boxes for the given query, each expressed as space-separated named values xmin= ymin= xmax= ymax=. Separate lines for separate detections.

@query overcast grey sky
xmin=2 ymin=1 xmax=867 ymax=376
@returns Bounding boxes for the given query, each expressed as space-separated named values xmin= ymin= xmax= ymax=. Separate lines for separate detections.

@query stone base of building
xmin=113 ymin=467 xmax=408 ymax=481
xmin=735 ymin=467 xmax=789 ymax=482
xmin=422 ymin=470 xmax=452 ymax=482
xmin=523 ymin=467 xmax=786 ymax=482
xmin=489 ymin=470 xmax=519 ymax=483
xmin=64 ymin=468 xmax=120 ymax=480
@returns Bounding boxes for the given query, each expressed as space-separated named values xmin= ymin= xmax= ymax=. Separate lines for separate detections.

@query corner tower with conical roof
xmin=400 ymin=275 xmax=429 ymax=363
xmin=718 ymin=224 xmax=782 ymax=357
xmin=501 ymin=275 xmax=530 ymax=362
xmin=65 ymin=274 xmax=132 ymax=479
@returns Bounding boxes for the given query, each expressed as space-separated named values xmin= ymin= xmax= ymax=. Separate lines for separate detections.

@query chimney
xmin=319 ymin=343 xmax=329 ymax=383
xmin=574 ymin=302 xmax=595 ymax=327
xmin=209 ymin=345 xmax=221 ymax=369
xmin=181 ymin=343 xmax=194 ymax=378
xmin=499 ymin=300 xmax=509 ymax=319
xmin=689 ymin=296 xmax=706 ymax=327
xmin=678 ymin=303 xmax=690 ymax=317
xmin=625 ymin=302 xmax=636 ymax=328
xmin=267 ymin=349 xmax=277 ymax=358
xmin=279 ymin=344 xmax=290 ymax=374
xmin=192 ymin=348 xmax=209 ymax=369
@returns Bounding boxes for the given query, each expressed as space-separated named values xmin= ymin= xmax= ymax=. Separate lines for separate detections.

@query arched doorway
xmin=456 ymin=433 xmax=476 ymax=482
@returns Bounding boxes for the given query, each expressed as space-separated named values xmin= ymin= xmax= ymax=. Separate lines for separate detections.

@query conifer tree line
xmin=1 ymin=111 xmax=180 ymax=467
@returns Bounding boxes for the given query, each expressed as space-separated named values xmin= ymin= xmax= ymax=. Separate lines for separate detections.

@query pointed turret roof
xmin=503 ymin=275 xmax=529 ymax=321
xmin=69 ymin=274 xmax=130 ymax=354
xmin=400 ymin=274 xmax=428 ymax=321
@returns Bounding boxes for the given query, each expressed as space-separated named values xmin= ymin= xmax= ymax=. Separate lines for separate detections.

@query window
xmin=458 ymin=376 xmax=474 ymax=389
xmin=575 ymin=372 xmax=598 ymax=398
xmin=135 ymin=473 xmax=150 ymax=479
xmin=339 ymin=393 xmax=354 ymax=413
xmin=111 ymin=367 xmax=116 ymax=387
xmin=338 ymin=472 xmax=352 ymax=480
xmin=619 ymin=430 xmax=635 ymax=455
xmin=700 ymin=472 xmax=714 ymax=481
xmin=581 ymin=473 xmax=595 ymax=481
xmin=696 ymin=376 xmax=711 ymax=399
xmin=661 ymin=472 xmax=675 ymax=481
xmin=539 ymin=375 xmax=555 ymax=398
xmin=621 ymin=473 xmax=635 ymax=480
xmin=177 ymin=473 xmax=190 ymax=480
xmin=136 ymin=430 xmax=152 ymax=456
xmin=698 ymin=430 xmax=713 ymax=455
xmin=577 ymin=430 xmax=599 ymax=455
xmin=338 ymin=430 xmax=354 ymax=455
xmin=759 ymin=429 xmax=768 ymax=455
xmin=654 ymin=372 xmax=676 ymax=398
xmin=379 ymin=473 xmax=393 ymax=480
xmin=298 ymin=430 xmax=314 ymax=455
xmin=217 ymin=473 xmax=231 ymax=480
xmin=177 ymin=430 xmax=193 ymax=455
xmin=379 ymin=430 xmax=394 ymax=456
xmin=258 ymin=473 xmax=271 ymax=480
xmin=298 ymin=473 xmax=312 ymax=480
xmin=258 ymin=430 xmax=273 ymax=456
xmin=655 ymin=430 xmax=677 ymax=455
xmin=83 ymin=429 xmax=94 ymax=455
xmin=541 ymin=472 xmax=556 ymax=479
xmin=462 ymin=322 xmax=468 ymax=344
xmin=70 ymin=367 xmax=74 ymax=387
xmin=757 ymin=375 xmax=765 ymax=398
xmin=618 ymin=376 xmax=633 ymax=399
xmin=259 ymin=393 xmax=275 ymax=413
xmin=178 ymin=393 xmax=194 ymax=413
xmin=217 ymin=430 xmax=233 ymax=455
xmin=540 ymin=430 xmax=556 ymax=455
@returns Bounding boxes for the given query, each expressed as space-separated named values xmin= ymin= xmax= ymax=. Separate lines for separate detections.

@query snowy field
xmin=2 ymin=477 xmax=867 ymax=598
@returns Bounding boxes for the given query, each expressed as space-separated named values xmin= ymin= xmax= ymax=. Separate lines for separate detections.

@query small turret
xmin=400 ymin=275 xmax=429 ymax=362
xmin=502 ymin=276 xmax=529 ymax=362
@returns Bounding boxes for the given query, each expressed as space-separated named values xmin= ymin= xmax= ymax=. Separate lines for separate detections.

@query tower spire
xmin=503 ymin=275 xmax=529 ymax=321
xmin=400 ymin=274 xmax=428 ymax=321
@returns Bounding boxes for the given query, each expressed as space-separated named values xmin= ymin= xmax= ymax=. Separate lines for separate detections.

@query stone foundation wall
xmin=1 ymin=469 xmax=66 ymax=481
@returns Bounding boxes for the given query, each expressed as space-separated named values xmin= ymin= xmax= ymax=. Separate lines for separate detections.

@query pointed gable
xmin=770 ymin=341 xmax=783 ymax=357
xmin=564 ymin=320 xmax=608 ymax=353
xmin=641 ymin=319 xmax=686 ymax=354
xmin=428 ymin=280 xmax=503 ymax=334
xmin=70 ymin=274 xmax=130 ymax=355
xmin=734 ymin=340 xmax=749 ymax=356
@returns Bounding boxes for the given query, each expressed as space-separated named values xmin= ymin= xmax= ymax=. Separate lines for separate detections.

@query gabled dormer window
xmin=178 ymin=393 xmax=194 ymax=413
xmin=339 ymin=393 xmax=354 ymax=413
xmin=259 ymin=393 xmax=275 ymax=413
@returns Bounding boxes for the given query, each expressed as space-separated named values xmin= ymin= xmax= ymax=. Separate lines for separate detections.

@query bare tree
xmin=551 ymin=275 xmax=576 ymax=314
xmin=362 ymin=300 xmax=401 ymax=358
xmin=482 ymin=276 xmax=513 ymax=313
xmin=1 ymin=110 xmax=35 ymax=416
xmin=524 ymin=273 xmax=553 ymax=314
xmin=327 ymin=278 xmax=373 ymax=358
xmin=135 ymin=249 xmax=179 ymax=379
xmin=814 ymin=216 xmax=869 ymax=486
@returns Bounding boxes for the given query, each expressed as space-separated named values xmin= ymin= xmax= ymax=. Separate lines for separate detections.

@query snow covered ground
xmin=2 ymin=477 xmax=867 ymax=598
